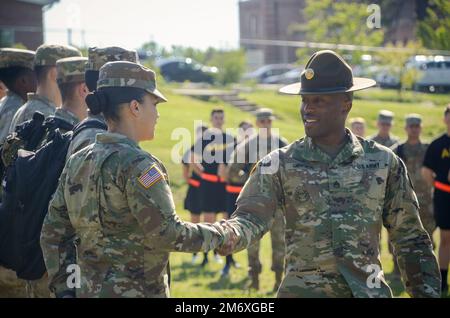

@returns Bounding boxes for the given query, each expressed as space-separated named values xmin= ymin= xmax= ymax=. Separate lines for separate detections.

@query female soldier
xmin=40 ymin=61 xmax=234 ymax=298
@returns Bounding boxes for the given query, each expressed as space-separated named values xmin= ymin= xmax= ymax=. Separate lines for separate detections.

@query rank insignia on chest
xmin=138 ymin=164 xmax=164 ymax=188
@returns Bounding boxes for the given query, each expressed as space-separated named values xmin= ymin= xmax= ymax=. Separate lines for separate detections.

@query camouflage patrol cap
xmin=86 ymin=47 xmax=139 ymax=71
xmin=405 ymin=113 xmax=422 ymax=126
xmin=56 ymin=57 xmax=88 ymax=84
xmin=349 ymin=117 xmax=366 ymax=125
xmin=256 ymin=108 xmax=275 ymax=120
xmin=34 ymin=44 xmax=82 ymax=67
xmin=0 ymin=48 xmax=35 ymax=69
xmin=97 ymin=61 xmax=167 ymax=103
xmin=378 ymin=110 xmax=394 ymax=124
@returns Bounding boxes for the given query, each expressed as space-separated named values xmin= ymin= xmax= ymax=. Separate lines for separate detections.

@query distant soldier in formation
xmin=0 ymin=48 xmax=36 ymax=145
xmin=9 ymin=44 xmax=81 ymax=133
xmin=225 ymin=108 xmax=287 ymax=290
xmin=348 ymin=117 xmax=366 ymax=138
xmin=53 ymin=57 xmax=90 ymax=129
xmin=368 ymin=110 xmax=399 ymax=149
xmin=182 ymin=124 xmax=208 ymax=264
xmin=191 ymin=109 xmax=236 ymax=267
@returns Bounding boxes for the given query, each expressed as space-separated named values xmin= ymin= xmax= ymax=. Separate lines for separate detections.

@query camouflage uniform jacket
xmin=227 ymin=129 xmax=440 ymax=298
xmin=54 ymin=108 xmax=80 ymax=131
xmin=368 ymin=134 xmax=399 ymax=149
xmin=9 ymin=93 xmax=56 ymax=133
xmin=0 ymin=91 xmax=24 ymax=144
xmin=41 ymin=132 xmax=229 ymax=298
xmin=66 ymin=113 xmax=106 ymax=160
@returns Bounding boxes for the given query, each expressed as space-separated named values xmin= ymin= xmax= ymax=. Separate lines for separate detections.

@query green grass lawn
xmin=138 ymin=87 xmax=448 ymax=298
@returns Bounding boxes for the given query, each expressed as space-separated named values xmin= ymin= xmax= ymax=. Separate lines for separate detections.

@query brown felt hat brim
xmin=279 ymin=77 xmax=377 ymax=95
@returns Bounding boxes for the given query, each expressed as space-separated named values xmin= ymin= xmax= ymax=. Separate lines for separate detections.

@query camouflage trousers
xmin=25 ymin=274 xmax=51 ymax=298
xmin=0 ymin=266 xmax=27 ymax=298
xmin=247 ymin=209 xmax=286 ymax=276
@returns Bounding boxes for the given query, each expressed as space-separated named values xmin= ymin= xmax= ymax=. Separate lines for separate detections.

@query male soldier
xmin=368 ymin=110 xmax=399 ymax=149
xmin=422 ymin=105 xmax=450 ymax=295
xmin=192 ymin=109 xmax=236 ymax=267
xmin=218 ymin=50 xmax=441 ymax=298
xmin=9 ymin=44 xmax=81 ymax=133
xmin=66 ymin=46 xmax=138 ymax=159
xmin=53 ymin=57 xmax=89 ymax=130
xmin=225 ymin=108 xmax=287 ymax=290
xmin=393 ymin=114 xmax=435 ymax=236
xmin=348 ymin=117 xmax=366 ymax=138
xmin=0 ymin=48 xmax=36 ymax=144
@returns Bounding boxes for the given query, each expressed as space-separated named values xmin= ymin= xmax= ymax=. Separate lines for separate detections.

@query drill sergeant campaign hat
xmin=0 ymin=48 xmax=35 ymax=70
xmin=34 ymin=44 xmax=82 ymax=67
xmin=97 ymin=61 xmax=167 ymax=103
xmin=56 ymin=57 xmax=88 ymax=84
xmin=279 ymin=50 xmax=376 ymax=95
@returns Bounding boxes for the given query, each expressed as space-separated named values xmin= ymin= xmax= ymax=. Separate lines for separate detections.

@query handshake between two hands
xmin=215 ymin=220 xmax=240 ymax=256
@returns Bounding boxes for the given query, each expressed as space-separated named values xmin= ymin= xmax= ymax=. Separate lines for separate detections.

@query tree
xmin=290 ymin=0 xmax=384 ymax=65
xmin=376 ymin=41 xmax=423 ymax=99
xmin=417 ymin=0 xmax=450 ymax=50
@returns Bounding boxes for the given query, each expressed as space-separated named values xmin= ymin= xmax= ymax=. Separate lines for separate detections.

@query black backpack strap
xmin=44 ymin=116 xmax=75 ymax=133
xmin=72 ymin=119 xmax=107 ymax=140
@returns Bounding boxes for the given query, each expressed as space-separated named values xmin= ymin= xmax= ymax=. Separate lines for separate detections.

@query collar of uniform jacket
xmin=26 ymin=92 xmax=58 ymax=109
xmin=95 ymin=132 xmax=139 ymax=148
xmin=292 ymin=129 xmax=365 ymax=165
xmin=6 ymin=90 xmax=24 ymax=103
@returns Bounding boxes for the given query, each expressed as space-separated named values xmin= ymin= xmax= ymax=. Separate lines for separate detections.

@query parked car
xmin=412 ymin=56 xmax=450 ymax=93
xmin=262 ymin=68 xmax=304 ymax=84
xmin=156 ymin=57 xmax=218 ymax=83
xmin=242 ymin=64 xmax=296 ymax=83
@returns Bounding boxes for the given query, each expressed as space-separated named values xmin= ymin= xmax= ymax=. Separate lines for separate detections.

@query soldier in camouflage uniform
xmin=40 ymin=61 xmax=235 ymax=298
xmin=66 ymin=46 xmax=139 ymax=159
xmin=0 ymin=48 xmax=36 ymax=298
xmin=227 ymin=108 xmax=287 ymax=291
xmin=0 ymin=48 xmax=36 ymax=145
xmin=368 ymin=110 xmax=400 ymax=149
xmin=9 ymin=44 xmax=81 ymax=133
xmin=53 ymin=56 xmax=89 ymax=129
xmin=393 ymin=114 xmax=435 ymax=236
xmin=218 ymin=50 xmax=441 ymax=298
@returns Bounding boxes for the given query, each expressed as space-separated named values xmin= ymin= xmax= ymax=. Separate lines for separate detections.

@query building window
xmin=250 ymin=15 xmax=258 ymax=37
xmin=0 ymin=29 xmax=15 ymax=47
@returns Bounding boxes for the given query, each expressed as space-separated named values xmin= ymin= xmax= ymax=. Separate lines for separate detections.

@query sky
xmin=44 ymin=0 xmax=241 ymax=51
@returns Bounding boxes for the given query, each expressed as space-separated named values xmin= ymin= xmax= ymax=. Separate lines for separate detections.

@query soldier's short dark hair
xmin=445 ymin=104 xmax=450 ymax=117
xmin=0 ymin=66 xmax=32 ymax=90
xmin=58 ymin=81 xmax=83 ymax=102
xmin=344 ymin=92 xmax=353 ymax=101
xmin=211 ymin=108 xmax=224 ymax=117
xmin=34 ymin=65 xmax=53 ymax=84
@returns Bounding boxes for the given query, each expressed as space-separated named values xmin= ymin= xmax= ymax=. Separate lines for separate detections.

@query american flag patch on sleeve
xmin=138 ymin=164 xmax=164 ymax=189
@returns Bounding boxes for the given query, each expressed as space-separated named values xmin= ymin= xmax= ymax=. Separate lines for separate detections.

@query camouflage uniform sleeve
xmin=382 ymin=153 xmax=441 ymax=298
xmin=226 ymin=152 xmax=284 ymax=252
xmin=125 ymin=156 xmax=232 ymax=252
xmin=40 ymin=167 xmax=77 ymax=297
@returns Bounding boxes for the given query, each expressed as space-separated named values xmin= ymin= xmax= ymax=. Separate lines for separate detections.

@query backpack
xmin=0 ymin=113 xmax=107 ymax=280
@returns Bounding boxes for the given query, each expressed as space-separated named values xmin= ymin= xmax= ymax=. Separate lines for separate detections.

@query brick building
xmin=239 ymin=0 xmax=429 ymax=68
xmin=0 ymin=0 xmax=59 ymax=50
